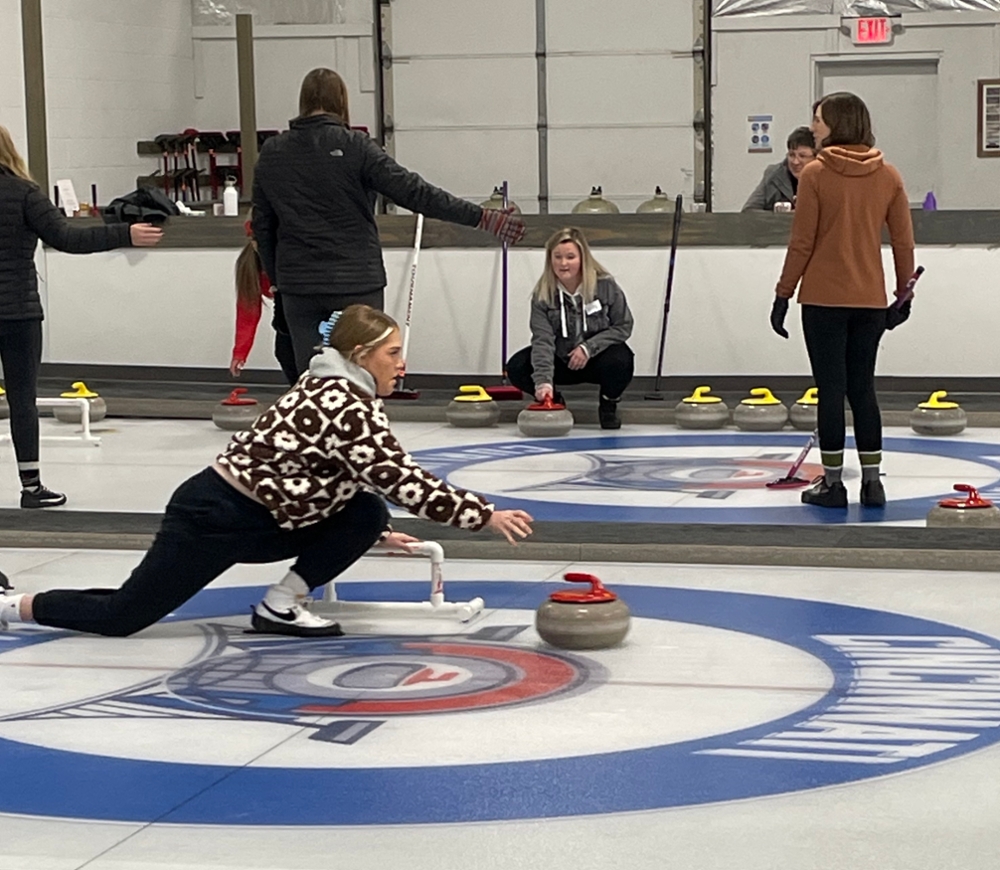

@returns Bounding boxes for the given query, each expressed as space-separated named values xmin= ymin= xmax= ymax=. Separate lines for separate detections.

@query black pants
xmin=506 ymin=343 xmax=634 ymax=400
xmin=31 ymin=468 xmax=388 ymax=637
xmin=270 ymin=292 xmax=299 ymax=386
xmin=0 ymin=318 xmax=42 ymax=465
xmin=801 ymin=305 xmax=885 ymax=454
xmin=282 ymin=288 xmax=385 ymax=375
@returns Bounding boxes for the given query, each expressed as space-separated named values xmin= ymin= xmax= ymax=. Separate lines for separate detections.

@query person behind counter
xmin=742 ymin=126 xmax=817 ymax=212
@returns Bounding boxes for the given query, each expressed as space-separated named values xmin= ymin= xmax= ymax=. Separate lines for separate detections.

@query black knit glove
xmin=770 ymin=296 xmax=790 ymax=339
xmin=478 ymin=208 xmax=526 ymax=245
xmin=885 ymin=298 xmax=911 ymax=331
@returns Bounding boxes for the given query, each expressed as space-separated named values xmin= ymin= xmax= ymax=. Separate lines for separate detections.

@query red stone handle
xmin=222 ymin=387 xmax=257 ymax=406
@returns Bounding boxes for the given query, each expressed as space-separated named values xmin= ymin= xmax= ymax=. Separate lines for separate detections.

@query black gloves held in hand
xmin=770 ymin=296 xmax=789 ymax=339
xmin=885 ymin=299 xmax=912 ymax=331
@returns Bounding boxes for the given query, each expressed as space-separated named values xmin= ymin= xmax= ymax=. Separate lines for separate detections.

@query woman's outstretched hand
xmin=478 ymin=208 xmax=526 ymax=245
xmin=486 ymin=509 xmax=534 ymax=545
xmin=130 ymin=223 xmax=163 ymax=246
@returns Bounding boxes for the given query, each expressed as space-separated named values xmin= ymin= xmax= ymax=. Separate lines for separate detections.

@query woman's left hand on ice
xmin=567 ymin=346 xmax=588 ymax=370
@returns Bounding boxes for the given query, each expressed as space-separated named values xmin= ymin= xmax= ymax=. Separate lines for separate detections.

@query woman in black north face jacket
xmin=0 ymin=125 xmax=161 ymax=508
xmin=252 ymin=68 xmax=526 ymax=374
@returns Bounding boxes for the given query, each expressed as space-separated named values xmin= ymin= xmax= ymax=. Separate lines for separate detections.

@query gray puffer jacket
xmin=529 ymin=275 xmax=633 ymax=386
xmin=0 ymin=165 xmax=130 ymax=320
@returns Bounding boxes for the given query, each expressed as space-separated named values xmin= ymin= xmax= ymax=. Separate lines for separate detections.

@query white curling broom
xmin=388 ymin=213 xmax=425 ymax=400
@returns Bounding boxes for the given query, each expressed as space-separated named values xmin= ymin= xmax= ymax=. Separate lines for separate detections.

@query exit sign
xmin=849 ymin=17 xmax=894 ymax=45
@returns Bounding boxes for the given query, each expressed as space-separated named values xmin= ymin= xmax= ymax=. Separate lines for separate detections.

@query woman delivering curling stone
xmin=0 ymin=125 xmax=162 ymax=509
xmin=0 ymin=305 xmax=533 ymax=638
xmin=769 ymin=92 xmax=915 ymax=509
xmin=252 ymin=68 xmax=526 ymax=375
xmin=506 ymin=227 xmax=634 ymax=429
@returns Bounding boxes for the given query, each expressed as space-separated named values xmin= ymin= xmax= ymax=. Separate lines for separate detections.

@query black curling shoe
xmin=599 ymin=396 xmax=621 ymax=430
xmin=860 ymin=478 xmax=886 ymax=508
xmin=801 ymin=479 xmax=848 ymax=508
xmin=20 ymin=487 xmax=67 ymax=509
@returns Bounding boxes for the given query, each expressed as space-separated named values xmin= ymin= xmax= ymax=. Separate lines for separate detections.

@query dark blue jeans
xmin=32 ymin=468 xmax=388 ymax=636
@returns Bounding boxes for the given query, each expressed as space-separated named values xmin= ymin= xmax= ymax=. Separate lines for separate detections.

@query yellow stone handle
xmin=918 ymin=390 xmax=959 ymax=410
xmin=0 ymin=385 xmax=5 ymax=397
xmin=797 ymin=387 xmax=818 ymax=405
xmin=60 ymin=381 xmax=99 ymax=399
xmin=682 ymin=385 xmax=722 ymax=404
xmin=742 ymin=387 xmax=781 ymax=406
xmin=453 ymin=385 xmax=493 ymax=403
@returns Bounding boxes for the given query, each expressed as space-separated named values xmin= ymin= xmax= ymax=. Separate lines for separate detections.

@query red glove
xmin=478 ymin=207 xmax=526 ymax=245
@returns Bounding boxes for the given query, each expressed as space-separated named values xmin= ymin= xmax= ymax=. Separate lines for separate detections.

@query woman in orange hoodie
xmin=770 ymin=92 xmax=915 ymax=509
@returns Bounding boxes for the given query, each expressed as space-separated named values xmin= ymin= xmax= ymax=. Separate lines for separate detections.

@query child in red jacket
xmin=230 ymin=217 xmax=297 ymax=384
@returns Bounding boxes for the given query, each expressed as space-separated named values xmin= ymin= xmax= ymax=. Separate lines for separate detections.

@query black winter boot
xmin=599 ymin=395 xmax=621 ymax=430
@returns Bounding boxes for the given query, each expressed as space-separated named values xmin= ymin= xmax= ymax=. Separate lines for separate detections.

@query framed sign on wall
xmin=978 ymin=79 xmax=1000 ymax=158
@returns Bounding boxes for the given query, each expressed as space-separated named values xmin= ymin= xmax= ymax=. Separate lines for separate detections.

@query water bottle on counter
xmin=223 ymin=177 xmax=239 ymax=216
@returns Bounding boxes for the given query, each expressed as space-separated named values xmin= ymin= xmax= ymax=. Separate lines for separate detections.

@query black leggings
xmin=31 ymin=468 xmax=388 ymax=637
xmin=801 ymin=305 xmax=885 ymax=454
xmin=506 ymin=343 xmax=635 ymax=400
xmin=270 ymin=292 xmax=298 ymax=386
xmin=0 ymin=319 xmax=42 ymax=465
xmin=282 ymin=288 xmax=385 ymax=375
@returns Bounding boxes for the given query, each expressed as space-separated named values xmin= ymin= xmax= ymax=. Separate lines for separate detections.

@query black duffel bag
xmin=102 ymin=186 xmax=179 ymax=225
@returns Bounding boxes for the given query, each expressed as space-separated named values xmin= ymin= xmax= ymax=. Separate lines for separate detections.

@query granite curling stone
xmin=910 ymin=391 xmax=967 ymax=436
xmin=517 ymin=395 xmax=573 ymax=437
xmin=733 ymin=387 xmax=788 ymax=431
xmin=635 ymin=186 xmax=675 ymax=214
xmin=789 ymin=387 xmax=818 ymax=432
xmin=535 ymin=572 xmax=631 ymax=651
xmin=212 ymin=387 xmax=260 ymax=431
xmin=571 ymin=186 xmax=620 ymax=214
xmin=926 ymin=484 xmax=1000 ymax=528
xmin=0 ymin=385 xmax=8 ymax=421
xmin=445 ymin=385 xmax=501 ymax=428
xmin=674 ymin=385 xmax=729 ymax=430
xmin=52 ymin=381 xmax=107 ymax=424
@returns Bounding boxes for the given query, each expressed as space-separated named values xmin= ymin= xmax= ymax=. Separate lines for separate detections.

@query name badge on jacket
xmin=585 ymin=299 xmax=602 ymax=315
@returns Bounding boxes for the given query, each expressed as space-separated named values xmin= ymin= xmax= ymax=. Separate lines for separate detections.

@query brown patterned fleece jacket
xmin=216 ymin=348 xmax=494 ymax=531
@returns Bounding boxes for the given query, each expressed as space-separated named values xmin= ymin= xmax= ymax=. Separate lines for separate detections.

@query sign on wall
xmin=978 ymin=79 xmax=1000 ymax=158
xmin=747 ymin=114 xmax=773 ymax=153
xmin=847 ymin=17 xmax=894 ymax=45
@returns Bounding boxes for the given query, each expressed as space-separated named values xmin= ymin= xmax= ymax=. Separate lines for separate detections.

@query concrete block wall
xmin=41 ymin=0 xmax=195 ymax=206
xmin=0 ymin=0 xmax=26 ymax=153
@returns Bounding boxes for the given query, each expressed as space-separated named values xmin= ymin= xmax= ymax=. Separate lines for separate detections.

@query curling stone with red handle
xmin=926 ymin=484 xmax=1000 ymax=528
xmin=517 ymin=395 xmax=574 ymax=437
xmin=535 ymin=573 xmax=631 ymax=650
xmin=212 ymin=387 xmax=260 ymax=431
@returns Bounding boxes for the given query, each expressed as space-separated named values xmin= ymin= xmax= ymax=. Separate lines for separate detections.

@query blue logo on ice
xmin=2 ymin=581 xmax=1000 ymax=825
xmin=412 ymin=433 xmax=1000 ymax=524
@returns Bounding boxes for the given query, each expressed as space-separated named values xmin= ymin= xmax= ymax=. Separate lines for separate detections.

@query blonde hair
xmin=329 ymin=304 xmax=398 ymax=363
xmin=0 ymin=125 xmax=32 ymax=182
xmin=533 ymin=227 xmax=608 ymax=306
xmin=298 ymin=68 xmax=351 ymax=125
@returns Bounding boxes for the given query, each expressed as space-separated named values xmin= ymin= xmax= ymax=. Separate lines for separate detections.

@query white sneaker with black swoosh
xmin=250 ymin=600 xmax=343 ymax=637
